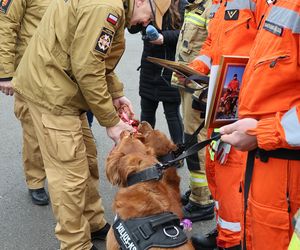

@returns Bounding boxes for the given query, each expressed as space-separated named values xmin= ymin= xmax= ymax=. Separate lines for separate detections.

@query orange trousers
xmin=245 ymin=157 xmax=300 ymax=250
xmin=206 ymin=129 xmax=245 ymax=248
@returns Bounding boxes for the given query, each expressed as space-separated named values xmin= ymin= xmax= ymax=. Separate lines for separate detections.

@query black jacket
xmin=138 ymin=9 xmax=184 ymax=103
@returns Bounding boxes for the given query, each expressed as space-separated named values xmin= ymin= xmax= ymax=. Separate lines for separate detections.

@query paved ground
xmin=0 ymin=32 xmax=215 ymax=250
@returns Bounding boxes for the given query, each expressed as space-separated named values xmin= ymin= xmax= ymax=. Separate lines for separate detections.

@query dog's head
xmin=137 ymin=121 xmax=177 ymax=157
xmin=106 ymin=130 xmax=158 ymax=187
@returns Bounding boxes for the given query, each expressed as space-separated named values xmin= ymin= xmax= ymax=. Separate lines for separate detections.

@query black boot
xmin=181 ymin=189 xmax=191 ymax=206
xmin=91 ymin=223 xmax=110 ymax=241
xmin=191 ymin=228 xmax=218 ymax=250
xmin=29 ymin=188 xmax=49 ymax=206
xmin=183 ymin=200 xmax=214 ymax=222
xmin=90 ymin=245 xmax=98 ymax=250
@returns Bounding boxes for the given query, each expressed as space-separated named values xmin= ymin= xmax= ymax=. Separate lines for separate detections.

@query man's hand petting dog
xmin=106 ymin=120 xmax=134 ymax=144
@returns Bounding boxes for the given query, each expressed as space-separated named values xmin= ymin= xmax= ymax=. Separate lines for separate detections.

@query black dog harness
xmin=113 ymin=212 xmax=187 ymax=250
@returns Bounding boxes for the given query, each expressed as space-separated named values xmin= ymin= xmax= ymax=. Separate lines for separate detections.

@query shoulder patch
xmin=94 ymin=27 xmax=114 ymax=55
xmin=107 ymin=13 xmax=118 ymax=26
xmin=224 ymin=9 xmax=239 ymax=20
xmin=263 ymin=20 xmax=283 ymax=36
xmin=0 ymin=0 xmax=13 ymax=14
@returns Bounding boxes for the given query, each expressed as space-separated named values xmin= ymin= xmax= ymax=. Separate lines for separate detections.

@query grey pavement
xmin=0 ymin=32 xmax=215 ymax=250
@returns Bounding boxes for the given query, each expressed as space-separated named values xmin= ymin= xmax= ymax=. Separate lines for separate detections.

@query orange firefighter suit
xmin=188 ymin=0 xmax=267 ymax=248
xmin=239 ymin=1 xmax=300 ymax=249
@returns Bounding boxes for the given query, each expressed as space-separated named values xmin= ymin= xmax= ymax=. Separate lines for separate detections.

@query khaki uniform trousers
xmin=14 ymin=94 xmax=46 ymax=189
xmin=23 ymin=95 xmax=106 ymax=250
xmin=179 ymin=89 xmax=213 ymax=205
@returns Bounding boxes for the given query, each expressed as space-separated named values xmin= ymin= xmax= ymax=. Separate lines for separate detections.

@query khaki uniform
xmin=0 ymin=0 xmax=52 ymax=189
xmin=172 ymin=0 xmax=213 ymax=206
xmin=12 ymin=0 xmax=135 ymax=249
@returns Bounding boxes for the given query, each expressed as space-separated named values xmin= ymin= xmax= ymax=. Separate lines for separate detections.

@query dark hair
xmin=167 ymin=0 xmax=181 ymax=30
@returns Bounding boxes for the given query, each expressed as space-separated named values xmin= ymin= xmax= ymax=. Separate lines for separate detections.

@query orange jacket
xmin=189 ymin=0 xmax=267 ymax=74
xmin=227 ymin=79 xmax=239 ymax=91
xmin=239 ymin=0 xmax=300 ymax=151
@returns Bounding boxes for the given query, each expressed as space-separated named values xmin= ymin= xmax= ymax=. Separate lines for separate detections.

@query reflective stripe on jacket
xmin=13 ymin=0 xmax=133 ymax=127
xmin=189 ymin=0 xmax=266 ymax=75
xmin=240 ymin=0 xmax=300 ymax=151
xmin=0 ymin=0 xmax=52 ymax=79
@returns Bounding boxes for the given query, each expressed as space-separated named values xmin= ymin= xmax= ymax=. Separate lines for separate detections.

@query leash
xmin=127 ymin=134 xmax=221 ymax=186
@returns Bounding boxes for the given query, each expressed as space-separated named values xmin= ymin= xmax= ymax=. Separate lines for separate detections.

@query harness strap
xmin=243 ymin=148 xmax=300 ymax=249
xmin=127 ymin=164 xmax=163 ymax=187
xmin=243 ymin=149 xmax=256 ymax=250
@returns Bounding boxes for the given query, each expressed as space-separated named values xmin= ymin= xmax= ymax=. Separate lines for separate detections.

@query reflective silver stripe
xmin=226 ymin=0 xmax=256 ymax=11
xmin=267 ymin=6 xmax=300 ymax=34
xmin=215 ymin=201 xmax=219 ymax=210
xmin=210 ymin=3 xmax=220 ymax=15
xmin=195 ymin=55 xmax=212 ymax=69
xmin=218 ymin=216 xmax=241 ymax=232
xmin=281 ymin=107 xmax=300 ymax=146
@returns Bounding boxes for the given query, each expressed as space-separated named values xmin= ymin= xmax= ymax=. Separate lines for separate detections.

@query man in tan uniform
xmin=171 ymin=0 xmax=214 ymax=222
xmin=0 ymin=0 xmax=52 ymax=205
xmin=11 ymin=0 xmax=171 ymax=249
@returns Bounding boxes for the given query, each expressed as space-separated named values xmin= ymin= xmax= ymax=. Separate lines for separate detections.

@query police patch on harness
xmin=0 ymin=0 xmax=13 ymax=14
xmin=224 ymin=9 xmax=239 ymax=20
xmin=94 ymin=27 xmax=114 ymax=55
xmin=263 ymin=20 xmax=283 ymax=36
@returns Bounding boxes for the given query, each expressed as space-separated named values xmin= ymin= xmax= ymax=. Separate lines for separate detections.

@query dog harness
xmin=113 ymin=212 xmax=187 ymax=250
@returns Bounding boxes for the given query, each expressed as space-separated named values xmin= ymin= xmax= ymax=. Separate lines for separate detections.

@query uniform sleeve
xmin=70 ymin=5 xmax=123 ymax=127
xmin=106 ymin=71 xmax=124 ymax=99
xmin=188 ymin=7 xmax=213 ymax=75
xmin=188 ymin=31 xmax=212 ymax=75
xmin=0 ymin=0 xmax=26 ymax=80
xmin=247 ymin=106 xmax=300 ymax=150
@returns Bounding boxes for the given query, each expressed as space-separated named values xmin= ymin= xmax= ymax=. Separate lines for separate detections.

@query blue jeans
xmin=140 ymin=97 xmax=183 ymax=145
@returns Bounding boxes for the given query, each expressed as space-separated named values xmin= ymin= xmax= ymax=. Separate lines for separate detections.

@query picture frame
xmin=206 ymin=56 xmax=249 ymax=128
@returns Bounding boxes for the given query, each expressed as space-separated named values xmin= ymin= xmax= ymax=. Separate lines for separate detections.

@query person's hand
xmin=219 ymin=118 xmax=258 ymax=151
xmin=149 ymin=34 xmax=164 ymax=45
xmin=174 ymin=72 xmax=187 ymax=85
xmin=106 ymin=119 xmax=134 ymax=144
xmin=113 ymin=96 xmax=134 ymax=118
xmin=0 ymin=80 xmax=14 ymax=96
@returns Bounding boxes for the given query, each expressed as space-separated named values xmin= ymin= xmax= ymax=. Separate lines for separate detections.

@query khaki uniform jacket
xmin=175 ymin=0 xmax=212 ymax=64
xmin=13 ymin=0 xmax=134 ymax=127
xmin=0 ymin=0 xmax=51 ymax=79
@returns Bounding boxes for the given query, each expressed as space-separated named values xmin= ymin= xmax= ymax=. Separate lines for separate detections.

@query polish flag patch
xmin=107 ymin=14 xmax=118 ymax=25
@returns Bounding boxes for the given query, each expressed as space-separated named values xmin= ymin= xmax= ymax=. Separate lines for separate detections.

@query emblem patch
xmin=94 ymin=27 xmax=114 ymax=55
xmin=0 ymin=0 xmax=13 ymax=14
xmin=107 ymin=13 xmax=118 ymax=26
xmin=263 ymin=20 xmax=283 ymax=36
xmin=224 ymin=9 xmax=239 ymax=20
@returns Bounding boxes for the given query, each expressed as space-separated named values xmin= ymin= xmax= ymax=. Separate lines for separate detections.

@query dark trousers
xmin=140 ymin=97 xmax=183 ymax=145
xmin=86 ymin=110 xmax=94 ymax=127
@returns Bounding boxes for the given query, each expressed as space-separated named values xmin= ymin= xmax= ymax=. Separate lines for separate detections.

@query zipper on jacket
xmin=287 ymin=192 xmax=291 ymax=213
xmin=270 ymin=56 xmax=288 ymax=68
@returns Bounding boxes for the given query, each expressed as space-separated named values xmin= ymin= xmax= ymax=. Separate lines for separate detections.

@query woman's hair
xmin=167 ymin=0 xmax=182 ymax=30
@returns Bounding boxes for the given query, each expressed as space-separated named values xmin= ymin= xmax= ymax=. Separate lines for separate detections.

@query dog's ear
xmin=106 ymin=150 xmax=125 ymax=185
xmin=138 ymin=121 xmax=153 ymax=135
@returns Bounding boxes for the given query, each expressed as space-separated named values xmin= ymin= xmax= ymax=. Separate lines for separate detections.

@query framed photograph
xmin=206 ymin=56 xmax=249 ymax=128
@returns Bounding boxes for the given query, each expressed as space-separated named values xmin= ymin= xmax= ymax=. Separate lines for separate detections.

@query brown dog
xmin=106 ymin=130 xmax=194 ymax=250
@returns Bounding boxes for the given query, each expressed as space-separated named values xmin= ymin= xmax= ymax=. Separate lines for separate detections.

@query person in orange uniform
xmin=220 ymin=1 xmax=300 ymax=250
xmin=185 ymin=1 xmax=267 ymax=249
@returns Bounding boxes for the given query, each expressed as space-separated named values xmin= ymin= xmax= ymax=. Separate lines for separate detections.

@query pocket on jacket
xmin=41 ymin=114 xmax=83 ymax=162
